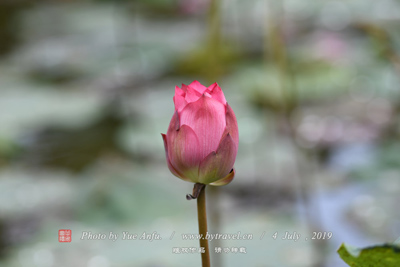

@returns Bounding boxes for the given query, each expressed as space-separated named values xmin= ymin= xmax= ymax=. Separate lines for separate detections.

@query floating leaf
xmin=337 ymin=243 xmax=400 ymax=267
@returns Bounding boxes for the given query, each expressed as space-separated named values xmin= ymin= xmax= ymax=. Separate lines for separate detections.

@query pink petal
xmin=179 ymin=95 xmax=226 ymax=159
xmin=181 ymin=84 xmax=188 ymax=93
xmin=185 ymin=85 xmax=202 ymax=103
xmin=223 ymin=103 xmax=239 ymax=148
xmin=173 ymin=94 xmax=187 ymax=112
xmin=167 ymin=124 xmax=202 ymax=182
xmin=198 ymin=133 xmax=237 ymax=184
xmin=161 ymin=133 xmax=191 ymax=182
xmin=208 ymin=83 xmax=226 ymax=105
xmin=175 ymin=85 xmax=185 ymax=96
xmin=167 ymin=111 xmax=180 ymax=132
xmin=188 ymin=80 xmax=208 ymax=94
xmin=210 ymin=168 xmax=235 ymax=186
xmin=207 ymin=83 xmax=217 ymax=92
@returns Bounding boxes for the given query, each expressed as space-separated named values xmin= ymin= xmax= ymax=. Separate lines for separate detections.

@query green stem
xmin=197 ymin=185 xmax=210 ymax=267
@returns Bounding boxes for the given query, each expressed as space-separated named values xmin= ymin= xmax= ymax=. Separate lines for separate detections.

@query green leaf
xmin=337 ymin=243 xmax=400 ymax=267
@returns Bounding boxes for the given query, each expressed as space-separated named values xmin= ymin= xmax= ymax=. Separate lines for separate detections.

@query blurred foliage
xmin=96 ymin=0 xmax=182 ymax=16
xmin=0 ymin=138 xmax=20 ymax=167
xmin=20 ymin=106 xmax=126 ymax=172
xmin=0 ymin=1 xmax=28 ymax=55
xmin=172 ymin=43 xmax=242 ymax=83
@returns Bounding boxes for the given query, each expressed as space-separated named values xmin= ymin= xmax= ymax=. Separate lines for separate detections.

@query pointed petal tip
xmin=185 ymin=85 xmax=203 ymax=103
xmin=208 ymin=83 xmax=226 ymax=105
xmin=208 ymin=82 xmax=218 ymax=89
xmin=216 ymin=132 xmax=235 ymax=154
xmin=189 ymin=80 xmax=207 ymax=94
xmin=224 ymin=103 xmax=239 ymax=145
xmin=198 ymin=133 xmax=236 ymax=184
xmin=161 ymin=133 xmax=167 ymax=146
xmin=210 ymin=168 xmax=235 ymax=186
xmin=161 ymin=133 xmax=167 ymax=147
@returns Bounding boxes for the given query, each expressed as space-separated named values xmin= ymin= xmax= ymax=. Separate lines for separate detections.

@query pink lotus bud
xmin=161 ymin=81 xmax=238 ymax=186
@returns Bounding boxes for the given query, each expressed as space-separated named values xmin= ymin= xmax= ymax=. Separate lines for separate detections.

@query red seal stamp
xmin=59 ymin=229 xmax=72 ymax=242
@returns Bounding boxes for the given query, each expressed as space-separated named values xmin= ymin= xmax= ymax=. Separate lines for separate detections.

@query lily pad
xmin=337 ymin=243 xmax=400 ymax=267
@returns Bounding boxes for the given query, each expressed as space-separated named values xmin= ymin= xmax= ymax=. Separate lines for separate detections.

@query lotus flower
xmin=161 ymin=81 xmax=238 ymax=186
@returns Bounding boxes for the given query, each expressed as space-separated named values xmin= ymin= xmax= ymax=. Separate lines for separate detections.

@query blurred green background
xmin=0 ymin=0 xmax=399 ymax=266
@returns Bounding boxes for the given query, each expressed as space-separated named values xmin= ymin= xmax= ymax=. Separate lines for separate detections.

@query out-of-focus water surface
xmin=0 ymin=0 xmax=399 ymax=266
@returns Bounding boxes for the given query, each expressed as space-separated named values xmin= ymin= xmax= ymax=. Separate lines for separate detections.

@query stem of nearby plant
xmin=197 ymin=185 xmax=210 ymax=267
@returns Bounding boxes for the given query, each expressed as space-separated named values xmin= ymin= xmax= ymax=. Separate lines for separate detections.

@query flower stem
xmin=197 ymin=185 xmax=210 ymax=267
